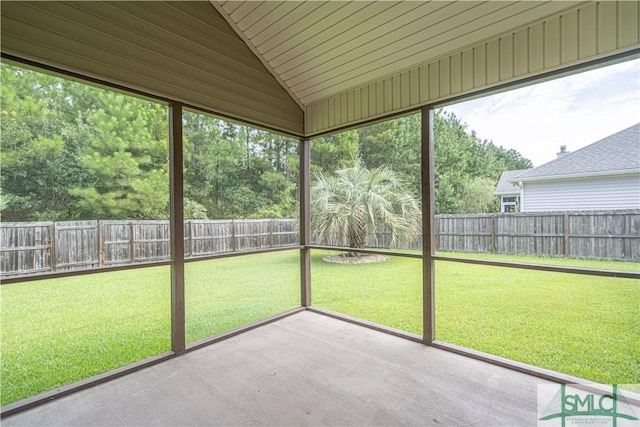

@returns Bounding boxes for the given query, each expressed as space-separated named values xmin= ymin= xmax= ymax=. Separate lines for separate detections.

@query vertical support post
xmin=433 ymin=216 xmax=438 ymax=252
xmin=98 ymin=221 xmax=105 ymax=267
xmin=188 ymin=220 xmax=193 ymax=258
xmin=422 ymin=107 xmax=436 ymax=344
xmin=231 ymin=219 xmax=237 ymax=252
xmin=269 ymin=219 xmax=274 ymax=248
xmin=563 ymin=212 xmax=570 ymax=258
xmin=300 ymin=138 xmax=311 ymax=307
xmin=129 ymin=222 xmax=135 ymax=262
xmin=50 ymin=222 xmax=56 ymax=272
xmin=492 ymin=214 xmax=498 ymax=254
xmin=169 ymin=102 xmax=185 ymax=355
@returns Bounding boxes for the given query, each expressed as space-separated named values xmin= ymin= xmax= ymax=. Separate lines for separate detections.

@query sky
xmin=443 ymin=57 xmax=640 ymax=167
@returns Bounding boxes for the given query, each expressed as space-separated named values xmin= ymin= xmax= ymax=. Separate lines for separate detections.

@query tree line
xmin=0 ymin=63 xmax=532 ymax=222
xmin=312 ymin=111 xmax=532 ymax=214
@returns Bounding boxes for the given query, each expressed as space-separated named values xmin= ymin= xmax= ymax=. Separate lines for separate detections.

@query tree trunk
xmin=347 ymin=222 xmax=367 ymax=256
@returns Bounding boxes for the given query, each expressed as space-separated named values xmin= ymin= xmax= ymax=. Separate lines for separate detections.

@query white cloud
xmin=444 ymin=58 xmax=640 ymax=166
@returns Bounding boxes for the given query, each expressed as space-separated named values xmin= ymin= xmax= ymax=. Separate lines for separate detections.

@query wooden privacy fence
xmin=435 ymin=210 xmax=640 ymax=261
xmin=0 ymin=219 xmax=297 ymax=277
xmin=1 ymin=210 xmax=638 ymax=277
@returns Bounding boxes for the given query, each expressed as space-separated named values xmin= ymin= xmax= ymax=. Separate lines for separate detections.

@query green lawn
xmin=1 ymin=249 xmax=638 ymax=406
xmin=184 ymin=252 xmax=300 ymax=343
xmin=1 ymin=266 xmax=172 ymax=406
xmin=0 ymin=251 xmax=300 ymax=406
xmin=434 ymin=260 xmax=638 ymax=383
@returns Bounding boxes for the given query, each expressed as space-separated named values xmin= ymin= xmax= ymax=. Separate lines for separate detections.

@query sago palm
xmin=311 ymin=161 xmax=421 ymax=251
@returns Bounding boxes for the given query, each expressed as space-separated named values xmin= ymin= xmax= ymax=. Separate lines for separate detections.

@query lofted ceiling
xmin=5 ymin=1 xmax=632 ymax=136
xmin=212 ymin=1 xmax=586 ymax=107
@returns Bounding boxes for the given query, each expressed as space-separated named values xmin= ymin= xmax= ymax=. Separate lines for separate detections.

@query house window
xmin=501 ymin=196 xmax=519 ymax=212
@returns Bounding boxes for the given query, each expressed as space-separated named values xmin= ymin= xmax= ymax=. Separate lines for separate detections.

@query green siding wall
xmin=305 ymin=1 xmax=639 ymax=135
xmin=1 ymin=1 xmax=304 ymax=136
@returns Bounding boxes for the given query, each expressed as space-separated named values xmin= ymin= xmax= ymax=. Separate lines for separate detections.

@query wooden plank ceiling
xmin=212 ymin=1 xmax=585 ymax=107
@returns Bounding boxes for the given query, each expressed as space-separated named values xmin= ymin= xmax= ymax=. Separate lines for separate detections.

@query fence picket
xmin=1 ymin=210 xmax=638 ymax=278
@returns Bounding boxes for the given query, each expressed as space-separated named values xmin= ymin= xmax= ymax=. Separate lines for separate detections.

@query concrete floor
xmin=4 ymin=311 xmax=557 ymax=426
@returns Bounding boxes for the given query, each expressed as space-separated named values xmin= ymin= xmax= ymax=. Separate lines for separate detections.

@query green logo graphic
xmin=539 ymin=384 xmax=638 ymax=427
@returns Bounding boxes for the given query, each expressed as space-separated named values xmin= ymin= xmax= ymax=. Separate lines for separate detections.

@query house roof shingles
xmin=494 ymin=169 xmax=530 ymax=195
xmin=514 ymin=123 xmax=640 ymax=182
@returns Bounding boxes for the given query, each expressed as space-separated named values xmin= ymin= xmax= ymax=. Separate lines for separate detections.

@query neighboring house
xmin=497 ymin=123 xmax=640 ymax=212
xmin=494 ymin=169 xmax=531 ymax=212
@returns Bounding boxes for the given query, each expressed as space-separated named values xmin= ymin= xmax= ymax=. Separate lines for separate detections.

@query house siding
xmin=0 ymin=1 xmax=304 ymax=136
xmin=522 ymin=175 xmax=640 ymax=212
xmin=305 ymin=1 xmax=640 ymax=135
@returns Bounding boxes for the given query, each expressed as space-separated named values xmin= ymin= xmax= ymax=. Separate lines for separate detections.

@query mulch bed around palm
xmin=322 ymin=254 xmax=389 ymax=264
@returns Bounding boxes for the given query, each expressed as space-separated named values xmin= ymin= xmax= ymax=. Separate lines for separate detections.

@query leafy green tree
xmin=358 ymin=113 xmax=421 ymax=197
xmin=1 ymin=64 xmax=89 ymax=220
xmin=459 ymin=177 xmax=499 ymax=213
xmin=69 ymin=90 xmax=169 ymax=219
xmin=310 ymin=110 xmax=532 ymax=217
xmin=2 ymin=62 xmax=535 ymax=223
xmin=433 ymin=110 xmax=532 ymax=214
xmin=183 ymin=199 xmax=208 ymax=219
xmin=183 ymin=111 xmax=241 ymax=218
xmin=183 ymin=112 xmax=299 ymax=219
xmin=433 ymin=111 xmax=476 ymax=214
xmin=311 ymin=160 xmax=421 ymax=251
xmin=310 ymin=130 xmax=359 ymax=175
xmin=1 ymin=63 xmax=170 ymax=221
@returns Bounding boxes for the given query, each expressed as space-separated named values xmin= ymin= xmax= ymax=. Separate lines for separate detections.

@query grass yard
xmin=311 ymin=249 xmax=639 ymax=386
xmin=1 ymin=249 xmax=638 ymax=406
xmin=0 ymin=251 xmax=300 ymax=406
xmin=434 ymin=260 xmax=639 ymax=383
xmin=311 ymin=252 xmax=422 ymax=333
xmin=185 ymin=251 xmax=300 ymax=343
xmin=0 ymin=266 xmax=172 ymax=407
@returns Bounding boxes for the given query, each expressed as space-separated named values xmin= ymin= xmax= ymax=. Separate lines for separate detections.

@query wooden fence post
xmin=50 ymin=222 xmax=57 ymax=272
xmin=492 ymin=214 xmax=497 ymax=254
xmin=231 ymin=220 xmax=237 ymax=252
xmin=187 ymin=220 xmax=193 ymax=257
xmin=269 ymin=219 xmax=274 ymax=248
xmin=433 ymin=216 xmax=439 ymax=252
xmin=98 ymin=221 xmax=105 ymax=267
xmin=129 ymin=222 xmax=135 ymax=262
xmin=564 ymin=212 xmax=570 ymax=258
xmin=191 ymin=220 xmax=195 ymax=257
